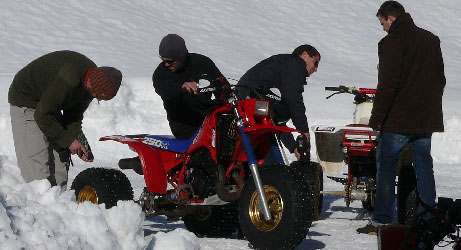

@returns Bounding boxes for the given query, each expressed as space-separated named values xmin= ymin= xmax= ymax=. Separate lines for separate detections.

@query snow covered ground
xmin=1 ymin=1 xmax=460 ymax=249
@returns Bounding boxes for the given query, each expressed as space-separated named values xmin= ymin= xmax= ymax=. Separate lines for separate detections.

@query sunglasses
xmin=312 ymin=57 xmax=320 ymax=68
xmin=161 ymin=58 xmax=176 ymax=65
xmin=309 ymin=55 xmax=320 ymax=68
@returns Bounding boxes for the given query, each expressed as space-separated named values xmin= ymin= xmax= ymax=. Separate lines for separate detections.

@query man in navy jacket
xmin=237 ymin=44 xmax=321 ymax=159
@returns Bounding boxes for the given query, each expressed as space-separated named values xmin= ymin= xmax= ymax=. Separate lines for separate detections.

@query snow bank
xmin=1 ymin=1 xmax=461 ymax=249
xmin=0 ymin=159 xmax=146 ymax=250
xmin=146 ymin=228 xmax=200 ymax=250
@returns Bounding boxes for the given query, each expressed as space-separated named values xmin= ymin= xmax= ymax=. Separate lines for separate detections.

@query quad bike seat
xmin=343 ymin=124 xmax=378 ymax=144
xmin=118 ymin=131 xmax=199 ymax=175
xmin=142 ymin=130 xmax=199 ymax=153
xmin=312 ymin=124 xmax=379 ymax=174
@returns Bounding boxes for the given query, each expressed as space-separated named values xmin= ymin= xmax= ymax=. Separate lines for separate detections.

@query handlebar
xmin=199 ymin=84 xmax=283 ymax=104
xmin=324 ymin=85 xmax=376 ymax=101
xmin=198 ymin=86 xmax=219 ymax=94
xmin=325 ymin=86 xmax=349 ymax=92
xmin=325 ymin=85 xmax=376 ymax=94
xmin=196 ymin=77 xmax=230 ymax=95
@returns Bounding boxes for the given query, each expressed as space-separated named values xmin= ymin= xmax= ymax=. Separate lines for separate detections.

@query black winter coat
xmin=237 ymin=54 xmax=309 ymax=133
xmin=152 ymin=53 xmax=227 ymax=138
xmin=369 ymin=13 xmax=445 ymax=133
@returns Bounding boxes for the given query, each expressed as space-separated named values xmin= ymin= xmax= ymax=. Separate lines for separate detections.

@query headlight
xmin=254 ymin=100 xmax=269 ymax=117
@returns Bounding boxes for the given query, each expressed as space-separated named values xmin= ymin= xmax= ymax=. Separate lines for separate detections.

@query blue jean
xmin=262 ymin=136 xmax=285 ymax=166
xmin=372 ymin=132 xmax=436 ymax=224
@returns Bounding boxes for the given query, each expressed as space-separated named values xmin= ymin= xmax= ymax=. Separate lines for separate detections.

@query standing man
xmin=153 ymin=34 xmax=228 ymax=139
xmin=357 ymin=1 xmax=445 ymax=234
xmin=237 ymin=44 xmax=321 ymax=160
xmin=8 ymin=50 xmax=122 ymax=190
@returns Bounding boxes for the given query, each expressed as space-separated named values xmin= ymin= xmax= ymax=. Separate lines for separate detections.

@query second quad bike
xmin=312 ymin=85 xmax=418 ymax=224
xmin=379 ymin=197 xmax=461 ymax=250
xmin=71 ymin=82 xmax=322 ymax=250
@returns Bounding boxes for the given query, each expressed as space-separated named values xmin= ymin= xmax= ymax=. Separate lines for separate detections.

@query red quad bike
xmin=312 ymin=86 xmax=418 ymax=224
xmin=71 ymin=83 xmax=322 ymax=250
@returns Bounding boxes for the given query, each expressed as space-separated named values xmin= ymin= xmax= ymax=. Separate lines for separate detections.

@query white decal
xmin=104 ymin=135 xmax=137 ymax=142
xmin=143 ymin=137 xmax=169 ymax=149
xmin=315 ymin=126 xmax=336 ymax=132
xmin=199 ymin=87 xmax=216 ymax=93
xmin=266 ymin=93 xmax=281 ymax=101
xmin=212 ymin=129 xmax=216 ymax=148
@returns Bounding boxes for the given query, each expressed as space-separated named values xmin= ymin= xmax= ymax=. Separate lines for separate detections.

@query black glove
xmin=295 ymin=134 xmax=310 ymax=163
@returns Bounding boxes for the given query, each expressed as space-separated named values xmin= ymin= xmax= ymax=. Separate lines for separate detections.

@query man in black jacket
xmin=357 ymin=1 xmax=445 ymax=235
xmin=153 ymin=34 xmax=228 ymax=139
xmin=237 ymin=45 xmax=321 ymax=160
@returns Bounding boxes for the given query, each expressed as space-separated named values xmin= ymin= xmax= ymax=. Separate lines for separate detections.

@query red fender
xmin=233 ymin=124 xmax=301 ymax=162
xmin=100 ymin=135 xmax=168 ymax=194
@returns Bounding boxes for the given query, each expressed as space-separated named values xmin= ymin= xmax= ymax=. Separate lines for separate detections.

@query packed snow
xmin=1 ymin=1 xmax=460 ymax=249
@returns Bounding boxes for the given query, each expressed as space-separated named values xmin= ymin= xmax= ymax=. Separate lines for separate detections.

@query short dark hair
xmin=292 ymin=44 xmax=321 ymax=59
xmin=377 ymin=1 xmax=405 ymax=19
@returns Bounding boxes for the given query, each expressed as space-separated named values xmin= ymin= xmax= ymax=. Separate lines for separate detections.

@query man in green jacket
xmin=8 ymin=50 xmax=122 ymax=190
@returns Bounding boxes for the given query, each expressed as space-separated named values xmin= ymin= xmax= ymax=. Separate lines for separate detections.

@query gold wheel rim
xmin=77 ymin=185 xmax=99 ymax=204
xmin=193 ymin=206 xmax=212 ymax=221
xmin=249 ymin=185 xmax=283 ymax=232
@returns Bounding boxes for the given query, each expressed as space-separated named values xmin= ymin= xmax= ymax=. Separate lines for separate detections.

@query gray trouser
xmin=10 ymin=105 xmax=70 ymax=190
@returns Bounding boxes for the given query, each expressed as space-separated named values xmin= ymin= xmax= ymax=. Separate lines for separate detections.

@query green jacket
xmin=8 ymin=50 xmax=96 ymax=148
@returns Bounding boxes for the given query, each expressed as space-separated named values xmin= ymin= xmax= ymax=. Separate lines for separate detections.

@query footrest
xmin=119 ymin=156 xmax=143 ymax=175
xmin=327 ymin=175 xmax=347 ymax=185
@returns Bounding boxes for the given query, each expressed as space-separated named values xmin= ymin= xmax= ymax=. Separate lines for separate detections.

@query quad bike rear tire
xmin=396 ymin=144 xmax=418 ymax=225
xmin=71 ymin=168 xmax=133 ymax=209
xmin=183 ymin=203 xmax=239 ymax=237
xmin=360 ymin=178 xmax=376 ymax=212
xmin=397 ymin=165 xmax=418 ymax=225
xmin=292 ymin=161 xmax=323 ymax=220
xmin=362 ymin=197 xmax=375 ymax=211
xmin=238 ymin=165 xmax=312 ymax=250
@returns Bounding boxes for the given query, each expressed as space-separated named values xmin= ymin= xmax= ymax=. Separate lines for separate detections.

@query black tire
xmin=397 ymin=165 xmax=418 ymax=225
xmin=71 ymin=168 xmax=134 ymax=209
xmin=362 ymin=198 xmax=374 ymax=212
xmin=292 ymin=161 xmax=323 ymax=220
xmin=183 ymin=203 xmax=239 ymax=237
xmin=238 ymin=165 xmax=312 ymax=250
xmin=361 ymin=178 xmax=376 ymax=212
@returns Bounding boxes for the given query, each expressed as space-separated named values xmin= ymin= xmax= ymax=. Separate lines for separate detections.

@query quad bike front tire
xmin=71 ymin=167 xmax=134 ymax=209
xmin=238 ymin=164 xmax=312 ymax=250
xmin=183 ymin=203 xmax=239 ymax=237
xmin=291 ymin=161 xmax=323 ymax=220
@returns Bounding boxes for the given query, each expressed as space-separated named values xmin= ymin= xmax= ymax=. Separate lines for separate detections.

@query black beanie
xmin=159 ymin=34 xmax=188 ymax=59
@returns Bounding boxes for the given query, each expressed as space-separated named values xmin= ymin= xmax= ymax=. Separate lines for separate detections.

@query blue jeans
xmin=262 ymin=136 xmax=285 ymax=166
xmin=372 ymin=132 xmax=436 ymax=224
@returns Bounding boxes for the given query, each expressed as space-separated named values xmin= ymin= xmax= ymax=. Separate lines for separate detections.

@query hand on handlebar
xmin=182 ymin=81 xmax=198 ymax=94
xmin=295 ymin=132 xmax=311 ymax=162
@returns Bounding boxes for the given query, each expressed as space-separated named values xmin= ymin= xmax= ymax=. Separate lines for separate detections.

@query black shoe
xmin=356 ymin=223 xmax=378 ymax=235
